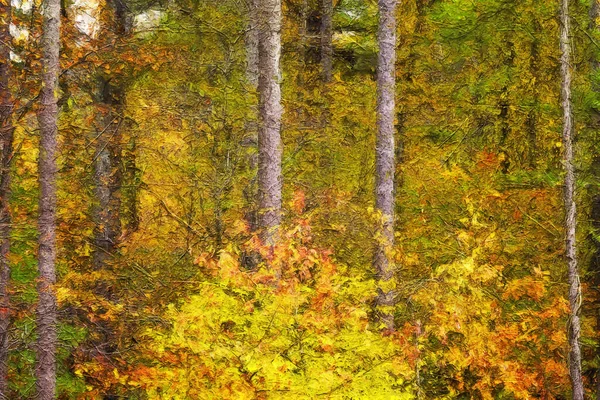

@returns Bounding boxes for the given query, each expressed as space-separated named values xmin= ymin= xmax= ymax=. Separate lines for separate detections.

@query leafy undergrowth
xmin=77 ymin=215 xmax=568 ymax=399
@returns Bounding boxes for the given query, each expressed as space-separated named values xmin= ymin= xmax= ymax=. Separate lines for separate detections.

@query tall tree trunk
xmin=320 ymin=0 xmax=333 ymax=82
xmin=374 ymin=0 xmax=397 ymax=331
xmin=110 ymin=1 xmax=136 ymax=238
xmin=560 ymin=0 xmax=584 ymax=397
xmin=89 ymin=4 xmax=131 ymax=398
xmin=36 ymin=0 xmax=61 ymax=396
xmin=92 ymin=0 xmax=131 ymax=271
xmin=92 ymin=80 xmax=123 ymax=272
xmin=0 ymin=3 xmax=13 ymax=397
xmin=257 ymin=0 xmax=283 ymax=244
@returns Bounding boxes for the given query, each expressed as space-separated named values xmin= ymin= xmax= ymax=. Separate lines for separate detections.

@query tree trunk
xmin=559 ymin=0 xmax=584 ymax=397
xmin=36 ymin=0 xmax=61 ymax=396
xmin=374 ymin=0 xmax=397 ymax=331
xmin=89 ymin=5 xmax=131 ymax=398
xmin=107 ymin=0 xmax=135 ymax=241
xmin=92 ymin=89 xmax=123 ymax=272
xmin=0 ymin=3 xmax=14 ymax=396
xmin=257 ymin=0 xmax=283 ymax=244
xmin=92 ymin=0 xmax=131 ymax=274
xmin=321 ymin=0 xmax=333 ymax=82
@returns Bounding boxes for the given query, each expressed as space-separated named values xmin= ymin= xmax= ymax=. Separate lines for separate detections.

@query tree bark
xmin=374 ymin=0 xmax=397 ymax=331
xmin=257 ymin=0 xmax=283 ymax=244
xmin=92 ymin=85 xmax=123 ymax=272
xmin=91 ymin=0 xmax=131 ymax=271
xmin=36 ymin=0 xmax=61 ymax=396
xmin=559 ymin=0 xmax=584 ymax=398
xmin=0 ymin=3 xmax=14 ymax=397
xmin=321 ymin=0 xmax=333 ymax=82
xmin=89 ymin=5 xmax=132 ymax=398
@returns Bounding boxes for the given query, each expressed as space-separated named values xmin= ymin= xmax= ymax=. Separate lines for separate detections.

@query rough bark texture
xmin=257 ymin=0 xmax=283 ymax=244
xmin=110 ymin=0 xmax=136 ymax=240
xmin=107 ymin=0 xmax=133 ymax=35
xmin=245 ymin=0 xmax=260 ymax=87
xmin=374 ymin=0 xmax=397 ymax=331
xmin=92 ymin=0 xmax=131 ymax=273
xmin=36 ymin=0 xmax=61 ymax=396
xmin=559 ymin=0 xmax=584 ymax=398
xmin=89 ymin=6 xmax=132 ymax=398
xmin=320 ymin=0 xmax=333 ymax=82
xmin=92 ymin=80 xmax=124 ymax=272
xmin=0 ymin=3 xmax=13 ymax=397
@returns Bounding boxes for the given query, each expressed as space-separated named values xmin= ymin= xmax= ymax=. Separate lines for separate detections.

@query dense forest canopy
xmin=1 ymin=0 xmax=600 ymax=398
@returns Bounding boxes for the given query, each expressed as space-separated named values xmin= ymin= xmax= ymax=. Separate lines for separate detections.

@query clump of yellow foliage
xmin=131 ymin=223 xmax=416 ymax=399
xmin=115 ymin=210 xmax=568 ymax=399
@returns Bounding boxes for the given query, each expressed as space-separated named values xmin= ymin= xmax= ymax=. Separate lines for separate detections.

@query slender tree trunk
xmin=559 ymin=0 xmax=584 ymax=398
xmin=36 ymin=0 xmax=61 ymax=396
xmin=257 ymin=0 xmax=283 ymax=244
xmin=114 ymin=1 xmax=137 ymax=240
xmin=245 ymin=0 xmax=259 ymax=87
xmin=92 ymin=0 xmax=131 ymax=271
xmin=321 ymin=0 xmax=333 ymax=82
xmin=92 ymin=86 xmax=123 ymax=272
xmin=89 ymin=5 xmax=131 ymax=398
xmin=374 ymin=0 xmax=397 ymax=331
xmin=0 ymin=3 xmax=13 ymax=397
